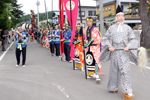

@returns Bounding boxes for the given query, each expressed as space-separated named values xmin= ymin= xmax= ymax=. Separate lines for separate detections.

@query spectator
xmin=1 ymin=28 xmax=8 ymax=51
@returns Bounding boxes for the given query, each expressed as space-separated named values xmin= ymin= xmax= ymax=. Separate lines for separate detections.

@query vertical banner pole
xmin=79 ymin=0 xmax=87 ymax=79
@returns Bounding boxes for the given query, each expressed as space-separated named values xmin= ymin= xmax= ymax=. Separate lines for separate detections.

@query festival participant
xmin=29 ymin=28 xmax=35 ymax=42
xmin=45 ymin=30 xmax=49 ymax=49
xmin=53 ymin=24 xmax=61 ymax=57
xmin=83 ymin=17 xmax=103 ymax=81
xmin=30 ymin=10 xmax=36 ymax=28
xmin=100 ymin=5 xmax=138 ymax=100
xmin=41 ymin=30 xmax=49 ymax=48
xmin=12 ymin=27 xmax=27 ymax=67
xmin=48 ymin=28 xmax=55 ymax=56
xmin=73 ymin=24 xmax=84 ymax=71
xmin=61 ymin=24 xmax=71 ymax=62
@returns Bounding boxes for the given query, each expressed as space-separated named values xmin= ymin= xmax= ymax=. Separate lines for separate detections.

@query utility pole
xmin=44 ymin=0 xmax=49 ymax=29
xmin=65 ymin=8 xmax=68 ymax=24
xmin=36 ymin=0 xmax=40 ymax=28
xmin=47 ymin=7 xmax=49 ymax=22
xmin=52 ymin=0 xmax=53 ymax=11
xmin=52 ymin=0 xmax=54 ymax=27
xmin=99 ymin=0 xmax=104 ymax=36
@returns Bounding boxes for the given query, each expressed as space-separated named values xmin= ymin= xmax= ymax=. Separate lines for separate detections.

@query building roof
xmin=96 ymin=0 xmax=140 ymax=7
xmin=79 ymin=6 xmax=96 ymax=8
xmin=96 ymin=1 xmax=116 ymax=7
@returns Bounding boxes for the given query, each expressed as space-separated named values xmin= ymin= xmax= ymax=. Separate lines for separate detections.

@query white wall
xmin=77 ymin=7 xmax=96 ymax=27
xmin=104 ymin=16 xmax=116 ymax=22
xmin=77 ymin=7 xmax=96 ymax=19
xmin=121 ymin=2 xmax=129 ymax=11
xmin=96 ymin=0 xmax=139 ymax=6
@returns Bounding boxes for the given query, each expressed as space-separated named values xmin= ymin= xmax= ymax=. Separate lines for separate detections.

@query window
xmin=79 ymin=11 xmax=85 ymax=17
xmin=105 ymin=7 xmax=108 ymax=11
xmin=103 ymin=8 xmax=104 ymax=12
xmin=88 ymin=11 xmax=93 ymax=16
xmin=121 ymin=5 xmax=124 ymax=11
xmin=94 ymin=11 xmax=96 ymax=16
xmin=109 ymin=6 xmax=111 ymax=11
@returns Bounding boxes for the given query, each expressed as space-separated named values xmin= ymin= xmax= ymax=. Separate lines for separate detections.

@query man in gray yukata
xmin=100 ymin=5 xmax=138 ymax=98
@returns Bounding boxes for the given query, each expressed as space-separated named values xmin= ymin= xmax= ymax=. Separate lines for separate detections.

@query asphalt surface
xmin=0 ymin=41 xmax=150 ymax=100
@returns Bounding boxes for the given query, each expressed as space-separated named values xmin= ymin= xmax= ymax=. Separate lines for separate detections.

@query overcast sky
xmin=17 ymin=0 xmax=96 ymax=15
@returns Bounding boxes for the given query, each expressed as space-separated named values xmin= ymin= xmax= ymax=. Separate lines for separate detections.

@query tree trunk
xmin=139 ymin=0 xmax=150 ymax=48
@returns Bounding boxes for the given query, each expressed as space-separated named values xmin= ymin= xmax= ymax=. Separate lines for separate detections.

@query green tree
xmin=139 ymin=0 xmax=150 ymax=48
xmin=0 ymin=0 xmax=24 ymax=30
xmin=20 ymin=11 xmax=54 ymax=22
xmin=0 ymin=0 xmax=12 ymax=30
xmin=127 ymin=0 xmax=150 ymax=48
xmin=10 ymin=0 xmax=24 ymax=28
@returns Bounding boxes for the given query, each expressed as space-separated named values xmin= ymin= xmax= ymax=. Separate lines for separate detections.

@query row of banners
xmin=59 ymin=0 xmax=79 ymax=57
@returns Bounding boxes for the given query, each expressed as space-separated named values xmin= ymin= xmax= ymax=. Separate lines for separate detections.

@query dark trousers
xmin=16 ymin=46 xmax=27 ymax=65
xmin=54 ymin=43 xmax=60 ymax=56
xmin=50 ymin=43 xmax=54 ymax=54
xmin=2 ymin=39 xmax=5 ymax=50
xmin=64 ymin=44 xmax=71 ymax=61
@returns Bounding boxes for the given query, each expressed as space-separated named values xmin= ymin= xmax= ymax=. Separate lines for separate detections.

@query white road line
xmin=130 ymin=62 xmax=150 ymax=70
xmin=52 ymin=83 xmax=69 ymax=98
xmin=130 ymin=62 xmax=136 ymax=65
xmin=0 ymin=42 xmax=14 ymax=62
xmin=146 ymin=67 xmax=150 ymax=69
xmin=43 ymin=68 xmax=49 ymax=73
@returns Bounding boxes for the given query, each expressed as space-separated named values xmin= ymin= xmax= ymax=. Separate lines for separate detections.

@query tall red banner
xmin=63 ymin=0 xmax=78 ymax=58
xmin=59 ymin=0 xmax=64 ymax=56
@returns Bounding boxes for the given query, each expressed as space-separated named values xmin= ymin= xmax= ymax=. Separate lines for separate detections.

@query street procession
xmin=0 ymin=0 xmax=150 ymax=100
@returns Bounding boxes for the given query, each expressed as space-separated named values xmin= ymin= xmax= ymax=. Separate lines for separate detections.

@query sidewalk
xmin=148 ymin=51 xmax=150 ymax=62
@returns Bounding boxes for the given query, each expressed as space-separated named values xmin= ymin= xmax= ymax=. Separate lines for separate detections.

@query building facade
xmin=94 ymin=0 xmax=141 ymax=28
xmin=77 ymin=6 xmax=97 ymax=28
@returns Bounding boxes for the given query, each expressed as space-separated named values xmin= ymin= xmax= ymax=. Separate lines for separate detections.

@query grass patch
xmin=147 ymin=49 xmax=150 ymax=51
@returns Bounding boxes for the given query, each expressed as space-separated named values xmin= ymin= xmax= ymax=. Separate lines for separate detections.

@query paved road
xmin=0 ymin=42 xmax=150 ymax=100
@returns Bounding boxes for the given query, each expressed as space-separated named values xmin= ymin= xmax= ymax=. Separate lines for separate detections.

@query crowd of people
xmin=0 ymin=5 xmax=138 ymax=100
xmin=35 ymin=6 xmax=137 ymax=100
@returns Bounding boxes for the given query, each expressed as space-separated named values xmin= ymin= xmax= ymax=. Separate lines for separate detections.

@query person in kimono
xmin=45 ymin=30 xmax=49 ymax=49
xmin=83 ymin=17 xmax=103 ymax=81
xmin=53 ymin=24 xmax=61 ymax=57
xmin=73 ymin=24 xmax=84 ymax=70
xmin=61 ymin=24 xmax=71 ymax=62
xmin=41 ymin=31 xmax=47 ymax=48
xmin=100 ymin=5 xmax=138 ymax=99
